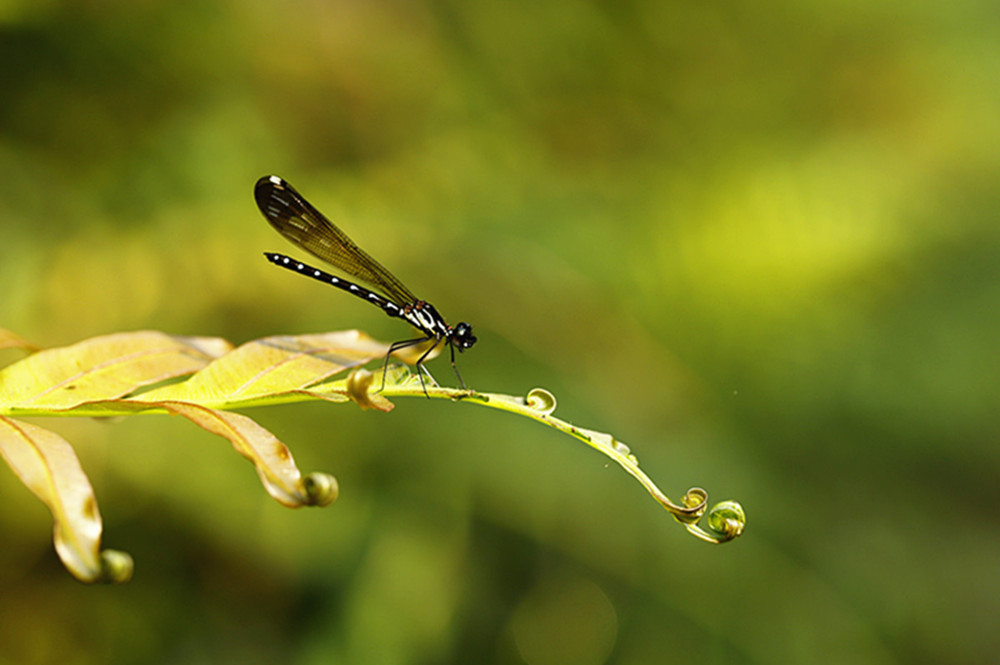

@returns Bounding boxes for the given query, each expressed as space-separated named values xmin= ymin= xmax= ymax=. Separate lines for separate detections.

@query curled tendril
xmin=666 ymin=487 xmax=708 ymax=523
xmin=707 ymin=501 xmax=746 ymax=538
xmin=303 ymin=472 xmax=339 ymax=507
xmin=524 ymin=388 xmax=557 ymax=415
xmin=97 ymin=549 xmax=134 ymax=585
xmin=376 ymin=383 xmax=746 ymax=544
xmin=683 ymin=500 xmax=746 ymax=543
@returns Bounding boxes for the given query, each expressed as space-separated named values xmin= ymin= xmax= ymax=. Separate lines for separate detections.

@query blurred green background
xmin=2 ymin=0 xmax=999 ymax=663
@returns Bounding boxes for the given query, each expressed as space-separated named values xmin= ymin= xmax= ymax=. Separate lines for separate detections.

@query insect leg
xmin=381 ymin=337 xmax=433 ymax=392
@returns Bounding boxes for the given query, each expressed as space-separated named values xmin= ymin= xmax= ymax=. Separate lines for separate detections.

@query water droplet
xmin=610 ymin=439 xmax=638 ymax=465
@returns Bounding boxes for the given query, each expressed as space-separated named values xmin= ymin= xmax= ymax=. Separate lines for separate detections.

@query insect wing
xmin=255 ymin=175 xmax=417 ymax=304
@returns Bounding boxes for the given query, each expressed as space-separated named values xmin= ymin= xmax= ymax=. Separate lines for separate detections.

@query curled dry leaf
xmin=0 ymin=329 xmax=405 ymax=580
xmin=153 ymin=401 xmax=310 ymax=507
xmin=0 ymin=417 xmax=104 ymax=582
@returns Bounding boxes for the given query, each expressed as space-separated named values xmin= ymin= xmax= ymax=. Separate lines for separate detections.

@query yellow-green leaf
xmin=0 ymin=416 xmax=104 ymax=582
xmin=0 ymin=328 xmax=41 ymax=354
xmin=154 ymin=401 xmax=315 ymax=507
xmin=134 ymin=330 xmax=390 ymax=408
xmin=0 ymin=331 xmax=231 ymax=413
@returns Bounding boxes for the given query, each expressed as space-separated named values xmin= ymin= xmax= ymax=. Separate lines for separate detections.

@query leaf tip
xmin=93 ymin=549 xmax=134 ymax=585
xmin=303 ymin=472 xmax=339 ymax=507
xmin=682 ymin=498 xmax=746 ymax=544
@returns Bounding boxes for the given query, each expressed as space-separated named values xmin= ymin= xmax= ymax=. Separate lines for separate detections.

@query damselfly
xmin=255 ymin=175 xmax=476 ymax=392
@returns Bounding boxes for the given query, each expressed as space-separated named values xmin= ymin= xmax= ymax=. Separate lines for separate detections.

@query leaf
xmin=0 ymin=328 xmax=41 ymax=354
xmin=134 ymin=330 xmax=392 ymax=408
xmin=0 ymin=416 xmax=126 ymax=583
xmin=0 ymin=331 xmax=232 ymax=413
xmin=150 ymin=401 xmax=322 ymax=508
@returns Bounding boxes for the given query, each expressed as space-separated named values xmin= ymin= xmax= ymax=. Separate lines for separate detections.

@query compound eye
xmin=453 ymin=322 xmax=477 ymax=349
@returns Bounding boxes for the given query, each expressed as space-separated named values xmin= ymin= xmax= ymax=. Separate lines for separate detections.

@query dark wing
xmin=255 ymin=175 xmax=417 ymax=304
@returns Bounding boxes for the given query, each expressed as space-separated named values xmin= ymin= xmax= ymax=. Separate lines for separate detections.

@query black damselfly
xmin=255 ymin=175 xmax=476 ymax=393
